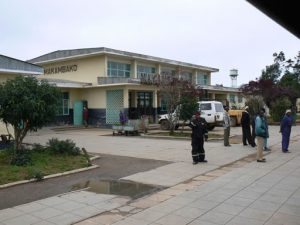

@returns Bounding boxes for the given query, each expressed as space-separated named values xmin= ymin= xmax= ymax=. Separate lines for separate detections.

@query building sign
xmin=44 ymin=65 xmax=77 ymax=75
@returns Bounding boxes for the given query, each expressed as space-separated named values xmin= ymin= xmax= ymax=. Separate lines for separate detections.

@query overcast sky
xmin=1 ymin=0 xmax=299 ymax=87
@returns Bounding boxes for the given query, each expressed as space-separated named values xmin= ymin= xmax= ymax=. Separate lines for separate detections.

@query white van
xmin=158 ymin=100 xmax=224 ymax=130
xmin=198 ymin=101 xmax=224 ymax=129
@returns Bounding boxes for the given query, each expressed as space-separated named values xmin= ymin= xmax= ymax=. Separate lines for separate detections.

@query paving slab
xmin=1 ymin=125 xmax=300 ymax=224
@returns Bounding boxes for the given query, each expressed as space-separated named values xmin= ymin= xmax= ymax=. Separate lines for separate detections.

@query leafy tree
xmin=179 ymin=95 xmax=199 ymax=131
xmin=270 ymin=97 xmax=292 ymax=122
xmin=142 ymin=73 xmax=202 ymax=134
xmin=159 ymin=77 xmax=202 ymax=134
xmin=244 ymin=95 xmax=265 ymax=118
xmin=240 ymin=79 xmax=291 ymax=108
xmin=260 ymin=63 xmax=281 ymax=84
xmin=241 ymin=51 xmax=299 ymax=108
xmin=0 ymin=76 xmax=61 ymax=152
xmin=278 ymin=52 xmax=300 ymax=99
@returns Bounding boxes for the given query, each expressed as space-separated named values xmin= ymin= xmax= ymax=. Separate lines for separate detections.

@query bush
xmin=31 ymin=143 xmax=46 ymax=153
xmin=10 ymin=149 xmax=32 ymax=166
xmin=47 ymin=138 xmax=80 ymax=155
xmin=26 ymin=169 xmax=44 ymax=181
xmin=245 ymin=96 xmax=265 ymax=117
xmin=270 ymin=97 xmax=292 ymax=122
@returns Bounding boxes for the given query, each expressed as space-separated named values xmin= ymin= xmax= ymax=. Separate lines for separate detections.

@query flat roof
xmin=0 ymin=54 xmax=43 ymax=75
xmin=28 ymin=47 xmax=219 ymax=73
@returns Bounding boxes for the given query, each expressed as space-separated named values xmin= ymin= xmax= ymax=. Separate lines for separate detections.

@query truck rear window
xmin=200 ymin=103 xmax=211 ymax=110
xmin=215 ymin=103 xmax=224 ymax=112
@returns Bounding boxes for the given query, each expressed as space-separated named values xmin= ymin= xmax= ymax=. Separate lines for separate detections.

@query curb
xmin=0 ymin=156 xmax=101 ymax=189
xmin=140 ymin=133 xmax=234 ymax=141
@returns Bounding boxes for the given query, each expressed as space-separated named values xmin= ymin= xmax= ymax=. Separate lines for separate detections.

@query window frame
xmin=107 ymin=61 xmax=131 ymax=78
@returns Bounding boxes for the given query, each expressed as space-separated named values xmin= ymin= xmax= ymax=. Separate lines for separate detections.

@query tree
xmin=244 ymin=95 xmax=265 ymax=117
xmin=241 ymin=51 xmax=299 ymax=108
xmin=0 ymin=76 xmax=61 ymax=152
xmin=179 ymin=95 xmax=199 ymax=131
xmin=141 ymin=73 xmax=202 ymax=134
xmin=270 ymin=97 xmax=292 ymax=122
xmin=241 ymin=79 xmax=295 ymax=108
xmin=260 ymin=63 xmax=281 ymax=84
xmin=159 ymin=77 xmax=202 ymax=134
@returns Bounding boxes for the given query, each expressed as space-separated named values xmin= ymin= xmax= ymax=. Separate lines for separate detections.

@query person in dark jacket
xmin=255 ymin=108 xmax=267 ymax=162
xmin=280 ymin=109 xmax=293 ymax=153
xmin=189 ymin=111 xmax=208 ymax=164
xmin=241 ymin=106 xmax=255 ymax=147
xmin=223 ymin=106 xmax=231 ymax=147
xmin=83 ymin=106 xmax=89 ymax=127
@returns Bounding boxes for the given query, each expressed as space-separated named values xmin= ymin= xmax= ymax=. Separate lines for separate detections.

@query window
xmin=196 ymin=72 xmax=208 ymax=85
xmin=58 ymin=92 xmax=69 ymax=115
xmin=137 ymin=92 xmax=153 ymax=115
xmin=180 ymin=71 xmax=192 ymax=82
xmin=230 ymin=94 xmax=235 ymax=103
xmin=215 ymin=103 xmax=224 ymax=112
xmin=137 ymin=65 xmax=156 ymax=79
xmin=107 ymin=61 xmax=131 ymax=77
xmin=200 ymin=103 xmax=212 ymax=110
xmin=161 ymin=68 xmax=176 ymax=76
xmin=238 ymin=95 xmax=243 ymax=103
xmin=160 ymin=98 xmax=168 ymax=112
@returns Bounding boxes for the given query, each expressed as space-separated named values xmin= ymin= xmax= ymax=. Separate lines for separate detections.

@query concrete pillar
xmin=132 ymin=60 xmax=137 ymax=78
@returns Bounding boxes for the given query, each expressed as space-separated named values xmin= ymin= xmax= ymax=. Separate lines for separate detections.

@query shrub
xmin=26 ymin=169 xmax=44 ymax=181
xmin=31 ymin=143 xmax=46 ymax=153
xmin=270 ymin=97 xmax=292 ymax=122
xmin=10 ymin=148 xmax=32 ymax=166
xmin=47 ymin=138 xmax=80 ymax=155
xmin=245 ymin=96 xmax=265 ymax=117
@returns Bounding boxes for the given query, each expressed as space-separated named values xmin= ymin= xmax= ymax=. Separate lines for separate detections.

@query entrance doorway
xmin=137 ymin=92 xmax=153 ymax=116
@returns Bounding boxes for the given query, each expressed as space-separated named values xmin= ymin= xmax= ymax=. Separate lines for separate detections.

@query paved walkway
xmin=0 ymin=126 xmax=300 ymax=224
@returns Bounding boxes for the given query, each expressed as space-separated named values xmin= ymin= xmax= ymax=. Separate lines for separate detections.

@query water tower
xmin=230 ymin=69 xmax=238 ymax=88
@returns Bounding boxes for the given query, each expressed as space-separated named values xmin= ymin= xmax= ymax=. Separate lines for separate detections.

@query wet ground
xmin=0 ymin=154 xmax=170 ymax=210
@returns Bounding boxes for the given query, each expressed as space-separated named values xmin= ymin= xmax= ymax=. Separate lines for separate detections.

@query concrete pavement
xmin=0 ymin=125 xmax=300 ymax=224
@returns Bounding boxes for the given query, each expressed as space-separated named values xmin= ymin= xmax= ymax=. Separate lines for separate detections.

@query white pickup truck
xmin=158 ymin=100 xmax=224 ymax=131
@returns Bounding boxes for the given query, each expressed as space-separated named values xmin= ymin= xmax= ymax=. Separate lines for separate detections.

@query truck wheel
xmin=160 ymin=120 xmax=170 ymax=130
xmin=207 ymin=125 xmax=215 ymax=131
xmin=230 ymin=117 xmax=237 ymax=127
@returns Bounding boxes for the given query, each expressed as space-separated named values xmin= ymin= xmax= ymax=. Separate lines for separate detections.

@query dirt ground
xmin=0 ymin=154 xmax=170 ymax=210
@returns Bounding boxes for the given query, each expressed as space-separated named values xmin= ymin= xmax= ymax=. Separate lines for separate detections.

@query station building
xmin=28 ymin=48 xmax=246 ymax=126
xmin=0 ymin=48 xmax=245 ymax=128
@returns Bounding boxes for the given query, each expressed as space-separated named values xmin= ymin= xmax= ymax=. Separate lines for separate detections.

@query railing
xmin=97 ymin=77 xmax=141 ymax=85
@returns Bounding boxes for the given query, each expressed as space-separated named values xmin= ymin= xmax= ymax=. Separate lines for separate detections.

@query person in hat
xmin=280 ymin=109 xmax=293 ymax=153
xmin=189 ymin=111 xmax=208 ymax=164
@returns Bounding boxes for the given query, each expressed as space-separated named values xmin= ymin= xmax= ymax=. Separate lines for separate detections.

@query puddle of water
xmin=71 ymin=179 xmax=164 ymax=199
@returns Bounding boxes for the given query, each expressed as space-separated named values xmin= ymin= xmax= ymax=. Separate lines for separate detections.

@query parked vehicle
xmin=158 ymin=100 xmax=224 ymax=131
xmin=228 ymin=109 xmax=243 ymax=126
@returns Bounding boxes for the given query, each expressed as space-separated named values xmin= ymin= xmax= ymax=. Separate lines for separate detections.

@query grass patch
xmin=0 ymin=148 xmax=89 ymax=185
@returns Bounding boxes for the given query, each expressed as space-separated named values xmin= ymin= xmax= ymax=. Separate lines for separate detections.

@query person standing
xmin=255 ymin=108 xmax=267 ymax=162
xmin=241 ymin=106 xmax=255 ymax=147
xmin=251 ymin=112 xmax=258 ymax=147
xmin=119 ymin=110 xmax=127 ymax=125
xmin=261 ymin=108 xmax=270 ymax=151
xmin=223 ymin=106 xmax=231 ymax=147
xmin=189 ymin=111 xmax=208 ymax=164
xmin=83 ymin=106 xmax=89 ymax=128
xmin=280 ymin=109 xmax=293 ymax=153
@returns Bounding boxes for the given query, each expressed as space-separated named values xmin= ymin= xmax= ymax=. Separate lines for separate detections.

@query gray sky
xmin=1 ymin=0 xmax=299 ymax=87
